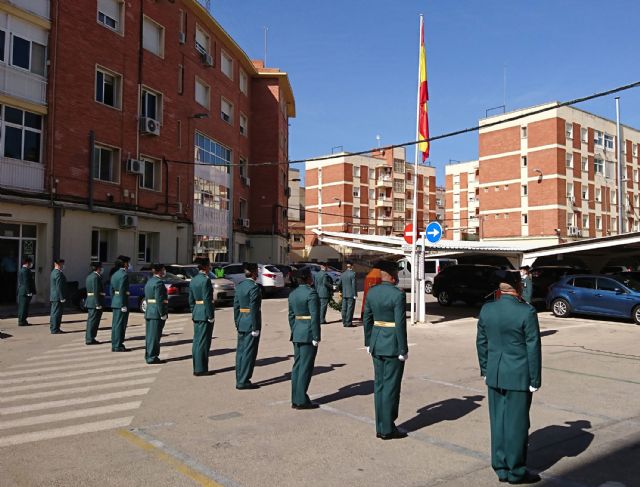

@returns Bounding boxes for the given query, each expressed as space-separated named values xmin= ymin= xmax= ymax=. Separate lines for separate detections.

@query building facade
xmin=444 ymin=160 xmax=480 ymax=240
xmin=435 ymin=185 xmax=445 ymax=223
xmin=304 ymin=147 xmax=437 ymax=260
xmin=288 ymin=168 xmax=305 ymax=262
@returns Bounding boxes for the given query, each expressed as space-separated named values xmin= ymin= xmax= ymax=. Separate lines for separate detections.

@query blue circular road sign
xmin=424 ymin=221 xmax=443 ymax=243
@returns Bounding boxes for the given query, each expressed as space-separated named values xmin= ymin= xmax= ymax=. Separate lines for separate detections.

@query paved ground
xmin=0 ymin=294 xmax=638 ymax=487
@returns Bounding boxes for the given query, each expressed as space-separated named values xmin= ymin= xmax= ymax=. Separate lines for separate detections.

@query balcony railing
xmin=0 ymin=64 xmax=47 ymax=106
xmin=375 ymin=177 xmax=393 ymax=188
xmin=0 ymin=156 xmax=45 ymax=192
xmin=375 ymin=198 xmax=392 ymax=207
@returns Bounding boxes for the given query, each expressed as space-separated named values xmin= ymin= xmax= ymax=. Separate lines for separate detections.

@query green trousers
xmin=111 ymin=308 xmax=129 ymax=350
xmin=372 ymin=354 xmax=405 ymax=436
xmin=488 ymin=386 xmax=533 ymax=482
xmin=145 ymin=318 xmax=165 ymax=363
xmin=319 ymin=298 xmax=329 ymax=324
xmin=341 ymin=297 xmax=355 ymax=326
xmin=236 ymin=331 xmax=260 ymax=387
xmin=291 ymin=342 xmax=317 ymax=406
xmin=18 ymin=295 xmax=31 ymax=325
xmin=192 ymin=321 xmax=214 ymax=373
xmin=85 ymin=308 xmax=103 ymax=343
xmin=50 ymin=301 xmax=64 ymax=333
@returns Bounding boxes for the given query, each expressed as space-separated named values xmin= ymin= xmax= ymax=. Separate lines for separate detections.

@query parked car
xmin=274 ymin=264 xmax=297 ymax=287
xmin=547 ymin=274 xmax=640 ymax=324
xmin=165 ymin=264 xmax=235 ymax=304
xmin=601 ymin=265 xmax=631 ymax=274
xmin=223 ymin=263 xmax=285 ymax=296
xmin=432 ymin=265 xmax=516 ymax=306
xmin=397 ymin=257 xmax=458 ymax=294
xmin=294 ymin=263 xmax=342 ymax=291
xmin=530 ymin=266 xmax=589 ymax=305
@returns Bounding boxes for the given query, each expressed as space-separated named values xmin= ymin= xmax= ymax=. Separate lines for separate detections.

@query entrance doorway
xmin=0 ymin=239 xmax=19 ymax=305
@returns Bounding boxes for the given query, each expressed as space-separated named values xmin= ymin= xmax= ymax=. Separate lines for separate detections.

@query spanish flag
xmin=418 ymin=16 xmax=429 ymax=161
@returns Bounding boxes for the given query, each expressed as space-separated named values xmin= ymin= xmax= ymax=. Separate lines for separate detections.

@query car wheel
xmin=632 ymin=305 xmax=640 ymax=325
xmin=139 ymin=298 xmax=147 ymax=313
xmin=437 ymin=290 xmax=452 ymax=306
xmin=425 ymin=282 xmax=433 ymax=294
xmin=551 ymin=298 xmax=570 ymax=318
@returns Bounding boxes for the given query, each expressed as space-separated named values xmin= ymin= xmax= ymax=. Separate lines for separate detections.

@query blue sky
xmin=212 ymin=0 xmax=640 ymax=185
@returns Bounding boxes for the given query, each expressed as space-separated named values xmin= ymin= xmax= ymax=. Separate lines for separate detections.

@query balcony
xmin=377 ymin=217 xmax=392 ymax=227
xmin=0 ymin=156 xmax=45 ymax=192
xmin=375 ymin=177 xmax=393 ymax=188
xmin=0 ymin=64 xmax=47 ymax=106
xmin=376 ymin=198 xmax=392 ymax=208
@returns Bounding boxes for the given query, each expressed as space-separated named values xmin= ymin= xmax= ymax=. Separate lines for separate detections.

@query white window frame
xmin=582 ymin=215 xmax=589 ymax=229
xmin=566 ymin=152 xmax=573 ymax=168
xmin=195 ymin=25 xmax=209 ymax=55
xmin=521 ymin=126 xmax=527 ymax=138
xmin=239 ymin=113 xmax=248 ymax=136
xmin=141 ymin=87 xmax=162 ymax=123
xmin=565 ymin=122 xmax=573 ymax=139
xmin=221 ymin=97 xmax=233 ymax=124
xmin=582 ymin=187 xmax=588 ymax=201
xmin=10 ymin=34 xmax=46 ymax=76
xmin=594 ymin=157 xmax=604 ymax=175
xmin=142 ymin=15 xmax=165 ymax=58
xmin=633 ymin=143 xmax=638 ymax=157
xmin=195 ymin=77 xmax=210 ymax=109
xmin=353 ymin=186 xmax=360 ymax=198
xmin=139 ymin=156 xmax=161 ymax=191
xmin=239 ymin=69 xmax=248 ymax=95
xmin=521 ymin=155 xmax=527 ymax=167
xmin=596 ymin=216 xmax=602 ymax=231
xmin=596 ymin=188 xmax=602 ymax=202
xmin=581 ymin=156 xmax=588 ymax=172
xmin=2 ymin=105 xmax=43 ymax=163
xmin=92 ymin=143 xmax=120 ymax=183
xmin=604 ymin=134 xmax=614 ymax=151
xmin=354 ymin=165 xmax=361 ymax=178
xmin=581 ymin=127 xmax=588 ymax=143
xmin=353 ymin=207 xmax=360 ymax=219
xmin=97 ymin=0 xmax=123 ymax=33
xmin=95 ymin=66 xmax=122 ymax=109
xmin=594 ymin=130 xmax=604 ymax=147
xmin=221 ymin=50 xmax=233 ymax=79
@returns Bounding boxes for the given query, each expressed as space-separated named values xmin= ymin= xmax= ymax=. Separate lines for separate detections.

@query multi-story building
xmin=444 ymin=161 xmax=480 ymax=240
xmin=468 ymin=102 xmax=640 ymax=244
xmin=435 ymin=186 xmax=445 ymax=223
xmin=287 ymin=168 xmax=305 ymax=261
xmin=304 ymin=147 xmax=437 ymax=260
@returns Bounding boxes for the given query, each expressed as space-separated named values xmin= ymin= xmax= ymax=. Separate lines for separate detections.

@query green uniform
xmin=521 ymin=275 xmax=533 ymax=304
xmin=363 ymin=282 xmax=408 ymax=437
xmin=188 ymin=272 xmax=215 ymax=373
xmin=313 ymin=270 xmax=333 ymax=324
xmin=110 ymin=268 xmax=130 ymax=351
xmin=338 ymin=269 xmax=357 ymax=327
xmin=49 ymin=268 xmax=67 ymax=333
xmin=85 ymin=272 xmax=105 ymax=344
xmin=288 ymin=284 xmax=321 ymax=407
xmin=234 ymin=278 xmax=262 ymax=387
xmin=17 ymin=265 xmax=36 ymax=326
xmin=144 ymin=275 xmax=168 ymax=363
xmin=476 ymin=295 xmax=542 ymax=483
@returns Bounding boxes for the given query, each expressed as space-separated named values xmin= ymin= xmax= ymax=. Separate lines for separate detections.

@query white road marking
xmin=27 ymin=348 xmax=135 ymax=361
xmin=2 ymin=356 xmax=141 ymax=376
xmin=0 ymin=363 xmax=157 ymax=386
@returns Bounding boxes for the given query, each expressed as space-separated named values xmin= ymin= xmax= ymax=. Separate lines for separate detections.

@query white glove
xmin=208 ymin=317 xmax=215 ymax=323
xmin=250 ymin=330 xmax=260 ymax=337
xmin=121 ymin=307 xmax=128 ymax=312
xmin=312 ymin=340 xmax=319 ymax=347
xmin=482 ymin=376 xmax=486 ymax=383
xmin=60 ymin=299 xmax=66 ymax=303
xmin=161 ymin=315 xmax=168 ymax=321
xmin=398 ymin=354 xmax=408 ymax=362
xmin=366 ymin=346 xmax=371 ymax=355
xmin=529 ymin=385 xmax=538 ymax=392
xmin=96 ymin=305 xmax=103 ymax=310
xmin=27 ymin=293 xmax=33 ymax=297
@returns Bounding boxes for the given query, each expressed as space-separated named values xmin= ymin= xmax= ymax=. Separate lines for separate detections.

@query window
xmin=239 ymin=69 xmax=248 ymax=95
xmin=2 ymin=106 xmax=43 ymax=163
xmin=573 ymin=277 xmax=595 ymax=289
xmin=239 ymin=157 xmax=248 ymax=178
xmin=581 ymin=156 xmax=588 ymax=172
xmin=221 ymin=51 xmax=233 ymax=79
xmin=596 ymin=188 xmax=602 ymax=202
xmin=353 ymin=207 xmax=360 ymax=219
xmin=369 ymin=189 xmax=375 ymax=200
xmin=221 ymin=98 xmax=233 ymax=124
xmin=353 ymin=186 xmax=360 ymax=198
xmin=139 ymin=157 xmax=161 ymax=190
xmin=598 ymin=278 xmax=621 ymax=292
xmin=596 ymin=216 xmax=602 ymax=230
xmin=142 ymin=16 xmax=164 ymax=57
xmin=522 ymin=184 xmax=528 ymax=196
xmin=634 ymin=143 xmax=638 ymax=157
xmin=141 ymin=88 xmax=161 ymax=121
xmin=594 ymin=157 xmax=604 ymax=175
xmin=97 ymin=0 xmax=122 ymax=32
xmin=393 ymin=179 xmax=405 ymax=193
xmin=368 ymin=209 xmax=375 ymax=219
xmin=522 ymin=214 xmax=528 ymax=224
xmin=238 ymin=113 xmax=248 ymax=136
xmin=393 ymin=199 xmax=405 ymax=212
xmin=611 ymin=190 xmax=617 ymax=204
xmin=594 ymin=130 xmax=604 ymax=146
xmin=566 ymin=122 xmax=573 ymax=139
xmin=239 ymin=198 xmax=248 ymax=219
xmin=195 ymin=78 xmax=209 ymax=108
xmin=521 ymin=126 xmax=527 ymax=138
xmin=195 ymin=26 xmax=209 ymax=54
xmin=393 ymin=159 xmax=405 ymax=173
xmin=582 ymin=215 xmax=589 ymax=229
xmin=604 ymin=134 xmax=614 ymax=150
xmin=582 ymin=187 xmax=588 ymax=200
xmin=581 ymin=127 xmax=588 ymax=143
xmin=92 ymin=145 xmax=119 ymax=182
xmin=0 ymin=30 xmax=5 ymax=62
xmin=138 ymin=233 xmax=149 ymax=262
xmin=566 ymin=152 xmax=573 ymax=168
xmin=91 ymin=229 xmax=110 ymax=262
xmin=634 ymin=169 xmax=639 ymax=182
xmin=11 ymin=35 xmax=46 ymax=76
xmin=194 ymin=177 xmax=229 ymax=210
xmin=354 ymin=166 xmax=361 ymax=178
xmin=96 ymin=67 xmax=121 ymax=108
xmin=195 ymin=132 xmax=231 ymax=169
xmin=521 ymin=155 xmax=527 ymax=167
xmin=566 ymin=183 xmax=574 ymax=200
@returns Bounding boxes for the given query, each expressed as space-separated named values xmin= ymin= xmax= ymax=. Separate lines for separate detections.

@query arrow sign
xmin=424 ymin=221 xmax=443 ymax=244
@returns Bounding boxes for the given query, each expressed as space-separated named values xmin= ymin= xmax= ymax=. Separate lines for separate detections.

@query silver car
xmin=165 ymin=264 xmax=235 ymax=305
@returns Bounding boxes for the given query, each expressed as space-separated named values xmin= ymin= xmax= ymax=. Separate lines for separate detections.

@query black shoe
xmin=498 ymin=479 xmax=508 ymax=483
xmin=292 ymin=402 xmax=320 ymax=410
xmin=236 ymin=382 xmax=259 ymax=390
xmin=194 ymin=371 xmax=210 ymax=377
xmin=379 ymin=429 xmax=408 ymax=440
xmin=18 ymin=323 xmax=30 ymax=326
xmin=51 ymin=329 xmax=65 ymax=334
xmin=508 ymin=472 xmax=541 ymax=485
xmin=112 ymin=347 xmax=130 ymax=352
xmin=147 ymin=358 xmax=166 ymax=364
xmin=86 ymin=340 xmax=100 ymax=345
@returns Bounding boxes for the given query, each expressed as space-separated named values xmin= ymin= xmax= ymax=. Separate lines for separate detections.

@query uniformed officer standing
xmin=49 ymin=259 xmax=67 ymax=334
xmin=476 ymin=271 xmax=542 ymax=485
xmin=189 ymin=260 xmax=215 ymax=376
xmin=288 ymin=268 xmax=321 ymax=409
xmin=144 ymin=263 xmax=168 ymax=364
xmin=313 ymin=263 xmax=333 ymax=324
xmin=234 ymin=262 xmax=262 ymax=389
xmin=338 ymin=262 xmax=357 ymax=327
xmin=520 ymin=266 xmax=533 ymax=304
xmin=110 ymin=256 xmax=131 ymax=352
xmin=17 ymin=256 xmax=36 ymax=326
xmin=363 ymin=260 xmax=408 ymax=440
xmin=85 ymin=262 xmax=104 ymax=345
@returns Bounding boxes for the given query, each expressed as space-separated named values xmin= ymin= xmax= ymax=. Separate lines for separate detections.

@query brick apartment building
xmin=444 ymin=160 xmax=480 ymax=240
xmin=445 ymin=102 xmax=640 ymax=244
xmin=304 ymin=147 xmax=437 ymax=260
xmin=0 ymin=0 xmax=294 ymax=300
xmin=287 ymin=167 xmax=305 ymax=262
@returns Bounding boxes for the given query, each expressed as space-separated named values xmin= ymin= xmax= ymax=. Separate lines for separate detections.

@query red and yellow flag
xmin=418 ymin=17 xmax=429 ymax=161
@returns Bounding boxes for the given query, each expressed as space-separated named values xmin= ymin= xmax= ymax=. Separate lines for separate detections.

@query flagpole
xmin=410 ymin=14 xmax=423 ymax=325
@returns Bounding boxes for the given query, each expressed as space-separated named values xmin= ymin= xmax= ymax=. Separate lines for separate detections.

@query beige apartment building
xmin=445 ymin=102 xmax=640 ymax=244
xmin=305 ymin=147 xmax=436 ymax=260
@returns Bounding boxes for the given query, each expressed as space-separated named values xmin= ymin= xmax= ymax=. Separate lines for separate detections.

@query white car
xmin=222 ymin=263 xmax=285 ymax=296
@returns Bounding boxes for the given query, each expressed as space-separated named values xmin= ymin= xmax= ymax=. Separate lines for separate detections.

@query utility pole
xmin=616 ymin=97 xmax=624 ymax=234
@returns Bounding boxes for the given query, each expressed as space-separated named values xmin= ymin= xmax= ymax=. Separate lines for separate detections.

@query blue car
xmin=547 ymin=274 xmax=640 ymax=324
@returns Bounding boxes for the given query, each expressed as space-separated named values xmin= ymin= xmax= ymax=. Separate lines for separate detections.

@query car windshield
xmin=265 ymin=265 xmax=281 ymax=273
xmin=614 ymin=276 xmax=640 ymax=292
xmin=178 ymin=267 xmax=198 ymax=277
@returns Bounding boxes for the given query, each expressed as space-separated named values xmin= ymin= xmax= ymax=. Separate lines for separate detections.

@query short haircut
xmin=90 ymin=261 xmax=103 ymax=271
xmin=54 ymin=258 xmax=65 ymax=265
xmin=151 ymin=263 xmax=165 ymax=272
xmin=117 ymin=255 xmax=131 ymax=263
xmin=374 ymin=260 xmax=398 ymax=275
xmin=114 ymin=259 xmax=124 ymax=269
xmin=197 ymin=260 xmax=211 ymax=271
xmin=23 ymin=256 xmax=33 ymax=264
xmin=296 ymin=267 xmax=312 ymax=284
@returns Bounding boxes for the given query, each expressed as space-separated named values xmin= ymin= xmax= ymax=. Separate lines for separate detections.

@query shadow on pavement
xmin=0 ymin=331 xmax=12 ymax=339
xmin=126 ymin=332 xmax=181 ymax=341
xmin=398 ymin=395 xmax=484 ymax=433
xmin=315 ymin=380 xmax=374 ymax=404
xmin=252 ymin=363 xmax=347 ymax=387
xmin=528 ymin=420 xmax=594 ymax=473
xmin=164 ymin=347 xmax=236 ymax=363
xmin=540 ymin=329 xmax=558 ymax=337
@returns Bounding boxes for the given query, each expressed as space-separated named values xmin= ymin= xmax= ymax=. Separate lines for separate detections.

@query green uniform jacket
xmin=49 ymin=268 xmax=67 ymax=301
xmin=363 ymin=282 xmax=408 ymax=356
xmin=144 ymin=275 xmax=168 ymax=319
xmin=338 ymin=269 xmax=357 ymax=298
xmin=189 ymin=272 xmax=215 ymax=321
xmin=234 ymin=278 xmax=262 ymax=332
xmin=288 ymin=284 xmax=321 ymax=343
xmin=313 ymin=270 xmax=333 ymax=299
xmin=521 ymin=276 xmax=533 ymax=303
xmin=85 ymin=272 xmax=104 ymax=308
xmin=110 ymin=268 xmax=130 ymax=308
xmin=476 ymin=295 xmax=542 ymax=391
xmin=17 ymin=266 xmax=36 ymax=296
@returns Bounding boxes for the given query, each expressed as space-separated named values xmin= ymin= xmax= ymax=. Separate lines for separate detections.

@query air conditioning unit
xmin=126 ymin=158 xmax=144 ymax=175
xmin=242 ymin=218 xmax=250 ymax=228
xmin=200 ymin=51 xmax=213 ymax=67
xmin=119 ymin=214 xmax=138 ymax=228
xmin=140 ymin=117 xmax=160 ymax=136
xmin=568 ymin=226 xmax=581 ymax=237
xmin=178 ymin=32 xmax=186 ymax=44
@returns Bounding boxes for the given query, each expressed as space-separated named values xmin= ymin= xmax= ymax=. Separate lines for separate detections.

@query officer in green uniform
xmin=144 ymin=263 xmax=169 ymax=364
xmin=363 ymin=260 xmax=408 ymax=440
xmin=85 ymin=262 xmax=105 ymax=345
xmin=288 ymin=267 xmax=321 ymax=409
xmin=338 ymin=262 xmax=357 ymax=327
xmin=234 ymin=262 xmax=262 ymax=389
xmin=313 ymin=263 xmax=333 ymax=324
xmin=189 ymin=260 xmax=215 ymax=376
xmin=110 ymin=256 xmax=131 ymax=352
xmin=476 ymin=271 xmax=542 ymax=485
xmin=17 ymin=256 xmax=36 ymax=326
xmin=520 ymin=266 xmax=533 ymax=304
xmin=49 ymin=258 xmax=67 ymax=334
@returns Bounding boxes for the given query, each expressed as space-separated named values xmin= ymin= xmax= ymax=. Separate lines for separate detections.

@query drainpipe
xmin=163 ymin=156 xmax=169 ymax=213
xmin=88 ymin=130 xmax=95 ymax=211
